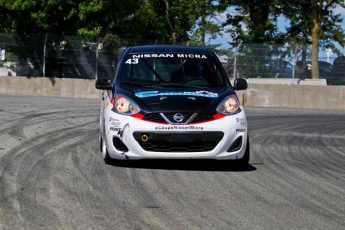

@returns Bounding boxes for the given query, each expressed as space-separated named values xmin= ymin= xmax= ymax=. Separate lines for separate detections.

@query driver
xmin=182 ymin=60 xmax=203 ymax=78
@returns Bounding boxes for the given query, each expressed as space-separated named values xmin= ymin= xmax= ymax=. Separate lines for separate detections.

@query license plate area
xmin=133 ymin=132 xmax=223 ymax=143
xmin=133 ymin=131 xmax=224 ymax=152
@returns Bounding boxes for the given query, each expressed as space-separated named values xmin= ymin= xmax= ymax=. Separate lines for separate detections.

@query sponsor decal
xmin=125 ymin=54 xmax=208 ymax=65
xmin=105 ymin=101 xmax=112 ymax=109
xmin=110 ymin=127 xmax=122 ymax=132
xmin=236 ymin=118 xmax=246 ymax=127
xmin=109 ymin=117 xmax=121 ymax=126
xmin=155 ymin=126 xmax=203 ymax=131
xmin=132 ymin=54 xmax=174 ymax=58
xmin=176 ymin=54 xmax=207 ymax=59
xmin=196 ymin=90 xmax=216 ymax=95
xmin=131 ymin=54 xmax=207 ymax=59
xmin=109 ymin=117 xmax=120 ymax=122
xmin=236 ymin=129 xmax=245 ymax=132
xmin=136 ymin=91 xmax=218 ymax=98
xmin=236 ymin=118 xmax=245 ymax=122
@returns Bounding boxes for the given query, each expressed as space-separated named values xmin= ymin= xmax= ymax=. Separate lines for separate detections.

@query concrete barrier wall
xmin=1 ymin=76 xmax=345 ymax=110
xmin=236 ymin=83 xmax=345 ymax=110
xmin=0 ymin=76 xmax=102 ymax=99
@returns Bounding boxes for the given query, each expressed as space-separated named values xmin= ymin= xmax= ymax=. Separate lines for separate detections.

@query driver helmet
xmin=183 ymin=60 xmax=203 ymax=78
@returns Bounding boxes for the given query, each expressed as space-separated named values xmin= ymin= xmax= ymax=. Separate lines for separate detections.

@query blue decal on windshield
xmin=135 ymin=91 xmax=218 ymax=98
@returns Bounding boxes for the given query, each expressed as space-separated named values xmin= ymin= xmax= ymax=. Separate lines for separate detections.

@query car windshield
xmin=118 ymin=52 xmax=228 ymax=88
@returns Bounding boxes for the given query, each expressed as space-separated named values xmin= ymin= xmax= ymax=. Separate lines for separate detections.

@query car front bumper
xmin=104 ymin=109 xmax=248 ymax=160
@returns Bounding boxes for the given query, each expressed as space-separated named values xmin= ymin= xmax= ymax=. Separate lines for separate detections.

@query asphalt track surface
xmin=0 ymin=94 xmax=345 ymax=230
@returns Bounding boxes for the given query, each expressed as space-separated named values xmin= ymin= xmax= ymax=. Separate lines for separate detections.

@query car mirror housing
xmin=233 ymin=78 xmax=247 ymax=91
xmin=95 ymin=78 xmax=112 ymax=90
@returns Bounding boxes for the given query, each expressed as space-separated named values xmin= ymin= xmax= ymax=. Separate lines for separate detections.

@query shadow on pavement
xmin=109 ymin=159 xmax=257 ymax=172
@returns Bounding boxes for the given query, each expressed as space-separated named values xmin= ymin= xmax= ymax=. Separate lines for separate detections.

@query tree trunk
xmin=311 ymin=0 xmax=320 ymax=79
xmin=301 ymin=24 xmax=308 ymax=76
xmin=163 ymin=0 xmax=176 ymax=44
xmin=200 ymin=15 xmax=206 ymax=46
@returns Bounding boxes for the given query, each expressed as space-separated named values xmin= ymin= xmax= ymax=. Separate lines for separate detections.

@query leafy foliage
xmin=1 ymin=0 xmax=345 ymax=80
xmin=281 ymin=0 xmax=345 ymax=78
xmin=223 ymin=0 xmax=285 ymax=44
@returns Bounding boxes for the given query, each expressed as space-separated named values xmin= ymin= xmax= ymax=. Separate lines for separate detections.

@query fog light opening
xmin=227 ymin=136 xmax=243 ymax=152
xmin=113 ymin=136 xmax=129 ymax=152
xmin=141 ymin=134 xmax=149 ymax=142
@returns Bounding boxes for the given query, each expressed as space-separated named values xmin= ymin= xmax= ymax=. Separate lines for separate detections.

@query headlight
xmin=113 ymin=95 xmax=140 ymax=115
xmin=216 ymin=95 xmax=241 ymax=115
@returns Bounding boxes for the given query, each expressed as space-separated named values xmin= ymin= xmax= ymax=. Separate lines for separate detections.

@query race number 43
xmin=125 ymin=58 xmax=139 ymax=64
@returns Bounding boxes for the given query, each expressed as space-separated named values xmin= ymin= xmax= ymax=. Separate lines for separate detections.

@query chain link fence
xmin=0 ymin=33 xmax=125 ymax=79
xmin=1 ymin=33 xmax=344 ymax=85
xmin=222 ymin=43 xmax=345 ymax=85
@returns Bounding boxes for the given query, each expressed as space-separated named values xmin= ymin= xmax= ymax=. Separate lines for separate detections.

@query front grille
xmin=144 ymin=113 xmax=166 ymax=123
xmin=143 ymin=113 xmax=214 ymax=124
xmin=133 ymin=131 xmax=223 ymax=152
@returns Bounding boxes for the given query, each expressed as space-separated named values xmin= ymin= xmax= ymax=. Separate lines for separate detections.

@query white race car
xmin=95 ymin=45 xmax=250 ymax=168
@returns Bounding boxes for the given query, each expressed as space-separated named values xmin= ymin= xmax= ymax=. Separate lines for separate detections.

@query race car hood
xmin=116 ymin=87 xmax=236 ymax=113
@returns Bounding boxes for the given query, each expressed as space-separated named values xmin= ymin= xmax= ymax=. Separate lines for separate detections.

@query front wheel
xmin=100 ymin=132 xmax=115 ymax=165
xmin=99 ymin=131 xmax=103 ymax=152
xmin=104 ymin=149 xmax=115 ymax=165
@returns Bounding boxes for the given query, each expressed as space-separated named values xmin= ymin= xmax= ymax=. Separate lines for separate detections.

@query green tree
xmin=282 ymin=0 xmax=345 ymax=79
xmin=0 ymin=0 xmax=143 ymax=37
xmin=190 ymin=0 xmax=228 ymax=46
xmin=147 ymin=0 xmax=202 ymax=44
xmin=124 ymin=0 xmax=213 ymax=44
xmin=77 ymin=0 xmax=143 ymax=38
xmin=221 ymin=0 xmax=286 ymax=77
xmin=0 ymin=0 xmax=80 ymax=35
xmin=311 ymin=0 xmax=345 ymax=79
xmin=223 ymin=0 xmax=284 ymax=44
xmin=282 ymin=3 xmax=310 ymax=76
xmin=122 ymin=1 xmax=169 ymax=43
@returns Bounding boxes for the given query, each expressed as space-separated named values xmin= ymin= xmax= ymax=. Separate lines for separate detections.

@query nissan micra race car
xmin=95 ymin=45 xmax=249 ymax=168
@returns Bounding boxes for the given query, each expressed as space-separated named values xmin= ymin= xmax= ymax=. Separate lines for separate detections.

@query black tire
xmin=236 ymin=136 xmax=250 ymax=169
xmin=99 ymin=131 xmax=103 ymax=152
xmin=101 ymin=132 xmax=115 ymax=165
xmin=104 ymin=149 xmax=114 ymax=165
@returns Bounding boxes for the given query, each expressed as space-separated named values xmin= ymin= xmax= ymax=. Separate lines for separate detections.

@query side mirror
xmin=233 ymin=78 xmax=247 ymax=91
xmin=95 ymin=78 xmax=112 ymax=90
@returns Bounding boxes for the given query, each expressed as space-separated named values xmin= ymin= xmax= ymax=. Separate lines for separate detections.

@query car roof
xmin=126 ymin=45 xmax=214 ymax=55
xmin=333 ymin=56 xmax=345 ymax=63
xmin=297 ymin=60 xmax=331 ymax=64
